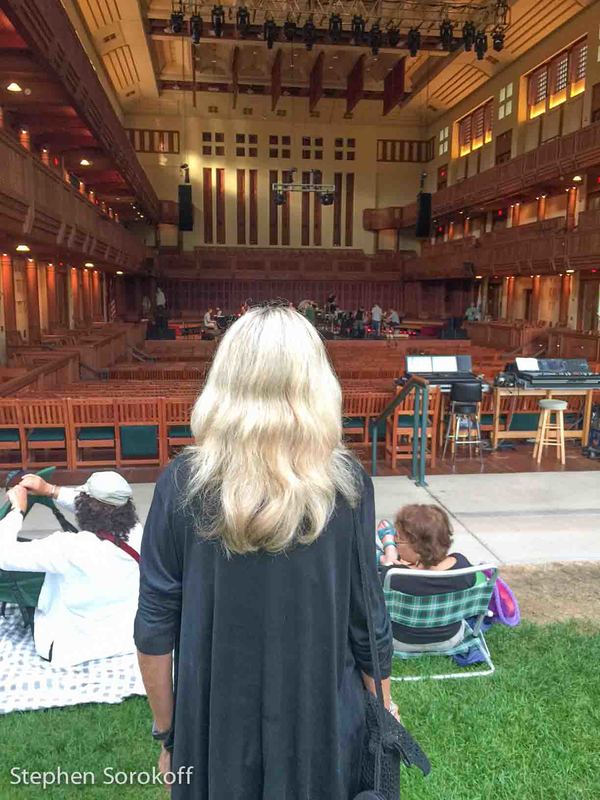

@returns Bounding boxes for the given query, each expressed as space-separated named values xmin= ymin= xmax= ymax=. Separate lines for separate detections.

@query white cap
xmin=77 ymin=471 xmax=133 ymax=507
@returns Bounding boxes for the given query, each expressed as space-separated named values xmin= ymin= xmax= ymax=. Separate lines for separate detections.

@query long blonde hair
xmin=185 ymin=304 xmax=360 ymax=554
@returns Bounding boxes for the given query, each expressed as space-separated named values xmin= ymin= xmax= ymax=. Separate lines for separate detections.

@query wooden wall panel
xmin=313 ymin=169 xmax=322 ymax=247
xmin=269 ymin=169 xmax=278 ymax=246
xmin=301 ymin=170 xmax=310 ymax=246
xmin=249 ymin=169 xmax=258 ymax=245
xmin=282 ymin=170 xmax=291 ymax=246
xmin=203 ymin=167 xmax=213 ymax=244
xmin=216 ymin=168 xmax=226 ymax=244
xmin=333 ymin=172 xmax=343 ymax=247
xmin=345 ymin=173 xmax=355 ymax=247
xmin=236 ymin=169 xmax=246 ymax=245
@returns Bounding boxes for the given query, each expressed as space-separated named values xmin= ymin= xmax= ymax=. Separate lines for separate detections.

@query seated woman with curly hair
xmin=0 ymin=471 xmax=141 ymax=666
xmin=380 ymin=504 xmax=475 ymax=652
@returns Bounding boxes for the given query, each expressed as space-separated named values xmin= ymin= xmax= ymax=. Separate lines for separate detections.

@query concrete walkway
xmin=16 ymin=471 xmax=600 ymax=566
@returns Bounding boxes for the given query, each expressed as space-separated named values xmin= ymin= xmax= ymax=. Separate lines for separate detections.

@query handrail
xmin=370 ymin=375 xmax=430 ymax=486
xmin=79 ymin=362 xmax=108 ymax=380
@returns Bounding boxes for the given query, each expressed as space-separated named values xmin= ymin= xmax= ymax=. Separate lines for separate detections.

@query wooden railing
xmin=0 ymin=354 xmax=80 ymax=396
xmin=0 ymin=130 xmax=146 ymax=270
xmin=464 ymin=322 xmax=549 ymax=354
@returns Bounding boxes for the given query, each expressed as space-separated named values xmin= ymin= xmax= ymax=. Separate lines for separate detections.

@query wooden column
xmin=530 ymin=275 xmax=541 ymax=322
xmin=463 ymin=217 xmax=471 ymax=237
xmin=82 ymin=267 xmax=93 ymax=325
xmin=46 ymin=263 xmax=57 ymax=329
xmin=1 ymin=254 xmax=17 ymax=343
xmin=25 ymin=258 xmax=41 ymax=343
xmin=504 ymin=277 xmax=515 ymax=321
xmin=559 ymin=273 xmax=571 ymax=327
xmin=70 ymin=267 xmax=81 ymax=328
xmin=536 ymin=195 xmax=546 ymax=222
xmin=566 ymin=187 xmax=578 ymax=231
xmin=92 ymin=270 xmax=102 ymax=320
xmin=448 ymin=221 xmax=455 ymax=240
xmin=511 ymin=202 xmax=521 ymax=227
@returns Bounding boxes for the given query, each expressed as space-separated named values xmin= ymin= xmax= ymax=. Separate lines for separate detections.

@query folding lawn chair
xmin=0 ymin=467 xmax=77 ymax=631
xmin=383 ymin=563 xmax=498 ymax=682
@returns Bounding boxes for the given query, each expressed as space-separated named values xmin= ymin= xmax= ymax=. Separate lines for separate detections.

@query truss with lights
xmin=166 ymin=0 xmax=509 ymax=57
xmin=271 ymin=180 xmax=336 ymax=205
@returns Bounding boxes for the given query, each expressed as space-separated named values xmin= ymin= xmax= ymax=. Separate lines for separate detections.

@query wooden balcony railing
xmin=0 ymin=130 xmax=146 ymax=270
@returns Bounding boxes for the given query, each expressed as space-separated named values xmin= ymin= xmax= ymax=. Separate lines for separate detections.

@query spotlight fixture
xmin=236 ymin=5 xmax=250 ymax=36
xmin=369 ymin=21 xmax=382 ymax=56
xmin=462 ymin=21 xmax=476 ymax=51
xmin=84 ymin=262 xmax=94 ymax=267
xmin=6 ymin=82 xmax=22 ymax=92
xmin=116 ymin=270 xmax=124 ymax=276
xmin=274 ymin=191 xmax=285 ymax=206
xmin=474 ymin=30 xmax=488 ymax=60
xmin=439 ymin=19 xmax=454 ymax=51
xmin=492 ymin=27 xmax=504 ymax=52
xmin=302 ymin=16 xmax=316 ymax=51
xmin=320 ymin=191 xmax=334 ymax=206
xmin=351 ymin=15 xmax=365 ymax=45
xmin=264 ymin=16 xmax=277 ymax=48
xmin=211 ymin=4 xmax=225 ymax=37
xmin=16 ymin=244 xmax=30 ymax=252
xmin=328 ymin=13 xmax=342 ymax=43
xmin=190 ymin=14 xmax=203 ymax=44
xmin=283 ymin=17 xmax=296 ymax=42
xmin=387 ymin=24 xmax=401 ymax=48
xmin=407 ymin=27 xmax=421 ymax=57
xmin=170 ymin=9 xmax=184 ymax=34
xmin=573 ymin=175 xmax=583 ymax=182
xmin=79 ymin=158 xmax=92 ymax=166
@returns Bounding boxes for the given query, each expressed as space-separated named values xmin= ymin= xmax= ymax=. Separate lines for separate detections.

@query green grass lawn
xmin=0 ymin=622 xmax=599 ymax=799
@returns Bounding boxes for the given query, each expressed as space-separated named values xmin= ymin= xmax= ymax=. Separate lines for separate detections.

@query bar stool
xmin=533 ymin=399 xmax=567 ymax=465
xmin=442 ymin=381 xmax=484 ymax=466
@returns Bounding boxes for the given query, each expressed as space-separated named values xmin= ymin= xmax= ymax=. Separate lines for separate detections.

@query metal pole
xmin=411 ymin=387 xmax=420 ymax=482
xmin=418 ymin=384 xmax=429 ymax=486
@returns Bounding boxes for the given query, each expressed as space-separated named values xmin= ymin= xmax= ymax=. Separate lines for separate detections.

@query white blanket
xmin=0 ymin=606 xmax=146 ymax=714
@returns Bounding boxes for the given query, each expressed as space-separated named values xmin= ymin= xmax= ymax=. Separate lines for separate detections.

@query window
xmin=438 ymin=126 xmax=449 ymax=156
xmin=201 ymin=132 xmax=225 ymax=156
xmin=268 ymin=135 xmax=291 ymax=159
xmin=527 ymin=37 xmax=587 ymax=118
xmin=234 ymin=134 xmax=259 ymax=157
xmin=127 ymin=129 xmax=180 ymax=154
xmin=498 ymin=83 xmax=513 ymax=120
xmin=335 ymin=138 xmax=356 ymax=161
xmin=457 ymin=100 xmax=493 ymax=156
xmin=301 ymin=137 xmax=323 ymax=160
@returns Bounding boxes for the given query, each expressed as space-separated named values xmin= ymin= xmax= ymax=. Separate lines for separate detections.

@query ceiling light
xmin=387 ymin=24 xmax=400 ymax=48
xmin=573 ymin=175 xmax=583 ymax=182
xmin=6 ymin=82 xmax=22 ymax=92
xmin=79 ymin=158 xmax=92 ymax=166
xmin=84 ymin=262 xmax=94 ymax=267
xmin=16 ymin=244 xmax=30 ymax=252
xmin=475 ymin=275 xmax=483 ymax=279
xmin=116 ymin=270 xmax=124 ymax=275
xmin=566 ymin=269 xmax=574 ymax=274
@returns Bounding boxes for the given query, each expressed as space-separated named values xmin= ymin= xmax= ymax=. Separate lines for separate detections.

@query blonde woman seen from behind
xmin=135 ymin=304 xmax=395 ymax=800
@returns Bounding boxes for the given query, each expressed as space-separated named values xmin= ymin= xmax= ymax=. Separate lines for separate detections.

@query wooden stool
xmin=533 ymin=399 xmax=567 ymax=465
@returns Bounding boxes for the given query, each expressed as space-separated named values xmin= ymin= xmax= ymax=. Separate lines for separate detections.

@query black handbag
xmin=352 ymin=509 xmax=431 ymax=800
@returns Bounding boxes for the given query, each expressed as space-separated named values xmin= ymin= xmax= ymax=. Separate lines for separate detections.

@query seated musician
xmin=379 ymin=504 xmax=474 ymax=651
xmin=203 ymin=308 xmax=217 ymax=330
xmin=0 ymin=472 xmax=141 ymax=667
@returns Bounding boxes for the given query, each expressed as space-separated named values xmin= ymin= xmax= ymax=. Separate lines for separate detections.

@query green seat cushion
xmin=27 ymin=427 xmax=65 ymax=442
xmin=169 ymin=425 xmax=192 ymax=438
xmin=78 ymin=426 xmax=115 ymax=442
xmin=480 ymin=414 xmax=495 ymax=426
xmin=396 ymin=414 xmax=416 ymax=427
xmin=120 ymin=425 xmax=158 ymax=457
xmin=0 ymin=428 xmax=19 ymax=442
xmin=343 ymin=417 xmax=365 ymax=428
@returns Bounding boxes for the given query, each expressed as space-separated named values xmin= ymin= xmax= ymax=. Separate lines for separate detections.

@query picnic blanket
xmin=0 ymin=607 xmax=146 ymax=714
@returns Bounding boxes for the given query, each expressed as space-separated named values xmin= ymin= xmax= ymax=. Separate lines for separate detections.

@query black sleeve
xmin=348 ymin=471 xmax=393 ymax=679
xmin=134 ymin=466 xmax=184 ymax=655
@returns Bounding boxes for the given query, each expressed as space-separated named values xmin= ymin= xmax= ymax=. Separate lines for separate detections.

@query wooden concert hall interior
xmin=0 ymin=0 xmax=600 ymax=482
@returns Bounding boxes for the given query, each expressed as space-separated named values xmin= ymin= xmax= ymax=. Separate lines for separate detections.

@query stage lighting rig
xmin=236 ymin=5 xmax=250 ymax=36
xmin=211 ymin=4 xmax=225 ymax=37
xmin=492 ymin=27 xmax=505 ymax=51
xmin=474 ymin=30 xmax=488 ymax=59
xmin=320 ymin=191 xmax=334 ymax=206
xmin=439 ymin=19 xmax=454 ymax=51
xmin=351 ymin=15 xmax=365 ymax=45
xmin=264 ymin=16 xmax=277 ymax=48
xmin=170 ymin=7 xmax=184 ymax=34
xmin=274 ymin=190 xmax=286 ymax=206
xmin=369 ymin=21 xmax=382 ymax=56
xmin=271 ymin=177 xmax=336 ymax=207
xmin=406 ymin=27 xmax=420 ymax=57
xmin=303 ymin=16 xmax=316 ymax=51
xmin=387 ymin=24 xmax=401 ymax=48
xmin=283 ymin=17 xmax=297 ymax=41
xmin=328 ymin=13 xmax=342 ymax=43
xmin=462 ymin=21 xmax=476 ymax=51
xmin=190 ymin=14 xmax=202 ymax=43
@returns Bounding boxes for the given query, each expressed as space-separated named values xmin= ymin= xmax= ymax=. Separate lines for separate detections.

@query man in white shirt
xmin=0 ymin=471 xmax=142 ymax=667
xmin=465 ymin=303 xmax=482 ymax=322
xmin=371 ymin=303 xmax=383 ymax=337
xmin=156 ymin=287 xmax=166 ymax=309
xmin=203 ymin=308 xmax=217 ymax=330
xmin=386 ymin=309 xmax=401 ymax=327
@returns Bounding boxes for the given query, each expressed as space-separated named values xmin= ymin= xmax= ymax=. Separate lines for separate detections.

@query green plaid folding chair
xmin=383 ymin=563 xmax=498 ymax=682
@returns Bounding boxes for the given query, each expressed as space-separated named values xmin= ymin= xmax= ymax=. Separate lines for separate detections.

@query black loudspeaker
xmin=178 ymin=184 xmax=194 ymax=231
xmin=463 ymin=261 xmax=475 ymax=278
xmin=415 ymin=192 xmax=432 ymax=239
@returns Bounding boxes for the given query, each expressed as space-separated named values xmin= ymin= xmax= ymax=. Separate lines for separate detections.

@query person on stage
xmin=203 ymin=308 xmax=217 ymax=331
xmin=156 ymin=286 xmax=166 ymax=310
xmin=371 ymin=302 xmax=383 ymax=337
xmin=465 ymin=302 xmax=482 ymax=322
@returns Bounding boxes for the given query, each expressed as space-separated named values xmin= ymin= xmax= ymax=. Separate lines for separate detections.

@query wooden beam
xmin=231 ymin=46 xmax=240 ymax=110
xmin=346 ymin=54 xmax=365 ymax=115
xmin=309 ymin=52 xmax=324 ymax=114
xmin=383 ymin=58 xmax=405 ymax=116
xmin=271 ymin=49 xmax=282 ymax=112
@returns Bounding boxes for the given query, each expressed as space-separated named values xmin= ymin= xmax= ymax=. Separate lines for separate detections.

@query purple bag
xmin=486 ymin=573 xmax=520 ymax=627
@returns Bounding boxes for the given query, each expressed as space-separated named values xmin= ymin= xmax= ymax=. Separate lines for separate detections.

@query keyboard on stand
xmin=398 ymin=354 xmax=486 ymax=392
xmin=509 ymin=358 xmax=600 ymax=390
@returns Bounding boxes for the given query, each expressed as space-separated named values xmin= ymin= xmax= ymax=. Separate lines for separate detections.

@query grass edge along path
xmin=0 ymin=623 xmax=599 ymax=799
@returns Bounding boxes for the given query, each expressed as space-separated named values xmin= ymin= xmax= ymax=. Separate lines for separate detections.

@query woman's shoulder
xmin=155 ymin=452 xmax=194 ymax=497
xmin=450 ymin=553 xmax=473 ymax=569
